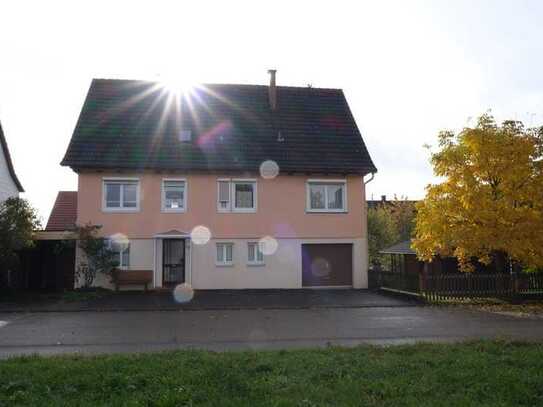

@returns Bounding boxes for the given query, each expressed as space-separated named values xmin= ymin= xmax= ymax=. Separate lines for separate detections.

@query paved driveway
xmin=0 ymin=289 xmax=415 ymax=312
xmin=1 ymin=305 xmax=543 ymax=358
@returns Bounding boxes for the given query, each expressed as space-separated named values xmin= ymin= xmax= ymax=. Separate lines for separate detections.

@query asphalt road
xmin=1 ymin=306 xmax=543 ymax=358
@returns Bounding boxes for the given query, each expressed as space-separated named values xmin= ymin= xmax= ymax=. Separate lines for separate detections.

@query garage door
xmin=302 ymin=244 xmax=353 ymax=287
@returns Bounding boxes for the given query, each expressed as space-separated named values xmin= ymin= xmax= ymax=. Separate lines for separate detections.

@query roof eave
xmin=0 ymin=122 xmax=24 ymax=192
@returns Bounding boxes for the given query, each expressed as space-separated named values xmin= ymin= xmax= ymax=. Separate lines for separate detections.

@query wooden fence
xmin=371 ymin=269 xmax=543 ymax=302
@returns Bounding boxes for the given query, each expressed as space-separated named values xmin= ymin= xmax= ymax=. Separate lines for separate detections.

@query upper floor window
xmin=306 ymin=180 xmax=347 ymax=212
xmin=217 ymin=179 xmax=257 ymax=212
xmin=103 ymin=179 xmax=139 ymax=211
xmin=162 ymin=179 xmax=186 ymax=212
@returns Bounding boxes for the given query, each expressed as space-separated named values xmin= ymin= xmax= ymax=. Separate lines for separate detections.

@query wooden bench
xmin=113 ymin=269 xmax=153 ymax=291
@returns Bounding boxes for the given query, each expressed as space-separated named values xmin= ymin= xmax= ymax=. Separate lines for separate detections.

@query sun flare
xmin=160 ymin=76 xmax=195 ymax=96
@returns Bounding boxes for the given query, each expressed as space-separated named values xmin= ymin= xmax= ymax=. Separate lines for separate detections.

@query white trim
xmin=161 ymin=178 xmax=187 ymax=213
xmin=187 ymin=238 xmax=192 ymax=286
xmin=232 ymin=179 xmax=257 ymax=213
xmin=102 ymin=178 xmax=141 ymax=212
xmin=156 ymin=237 xmax=190 ymax=287
xmin=153 ymin=238 xmax=157 ymax=288
xmin=217 ymin=178 xmax=258 ymax=213
xmin=217 ymin=178 xmax=231 ymax=212
xmin=306 ymin=179 xmax=348 ymax=213
xmin=247 ymin=241 xmax=265 ymax=265
xmin=215 ymin=242 xmax=234 ymax=266
xmin=107 ymin=237 xmax=130 ymax=270
xmin=153 ymin=232 xmax=190 ymax=238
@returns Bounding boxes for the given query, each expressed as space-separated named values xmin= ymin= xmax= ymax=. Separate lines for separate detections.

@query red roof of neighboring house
xmin=0 ymin=121 xmax=24 ymax=192
xmin=45 ymin=191 xmax=78 ymax=231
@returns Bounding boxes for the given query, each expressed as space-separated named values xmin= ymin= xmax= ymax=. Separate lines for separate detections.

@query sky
xmin=1 ymin=0 xmax=542 ymax=223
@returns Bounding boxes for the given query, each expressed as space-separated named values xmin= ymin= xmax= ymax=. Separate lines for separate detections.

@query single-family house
xmin=0 ymin=121 xmax=24 ymax=201
xmin=61 ymin=72 xmax=376 ymax=290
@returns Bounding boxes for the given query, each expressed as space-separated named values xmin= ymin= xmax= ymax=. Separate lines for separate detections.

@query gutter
xmin=364 ymin=172 xmax=375 ymax=185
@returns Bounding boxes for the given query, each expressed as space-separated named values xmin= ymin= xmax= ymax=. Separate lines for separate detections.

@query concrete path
xmin=1 ymin=306 xmax=543 ymax=358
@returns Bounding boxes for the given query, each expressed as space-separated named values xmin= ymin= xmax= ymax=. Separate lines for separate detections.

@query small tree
xmin=413 ymin=114 xmax=543 ymax=272
xmin=367 ymin=205 xmax=399 ymax=267
xmin=75 ymin=223 xmax=118 ymax=288
xmin=0 ymin=197 xmax=41 ymax=276
xmin=389 ymin=196 xmax=417 ymax=242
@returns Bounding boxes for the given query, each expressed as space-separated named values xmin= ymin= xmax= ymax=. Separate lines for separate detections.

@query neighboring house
xmin=0 ymin=121 xmax=24 ymax=201
xmin=44 ymin=191 xmax=78 ymax=233
xmin=61 ymin=72 xmax=376 ymax=290
xmin=14 ymin=192 xmax=77 ymax=290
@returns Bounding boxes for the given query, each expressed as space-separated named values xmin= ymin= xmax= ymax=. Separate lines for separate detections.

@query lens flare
xmin=311 ymin=257 xmax=331 ymax=277
xmin=259 ymin=235 xmax=279 ymax=255
xmin=160 ymin=77 xmax=195 ymax=96
xmin=173 ymin=283 xmax=194 ymax=303
xmin=259 ymin=160 xmax=280 ymax=179
xmin=190 ymin=225 xmax=211 ymax=245
xmin=109 ymin=233 xmax=129 ymax=246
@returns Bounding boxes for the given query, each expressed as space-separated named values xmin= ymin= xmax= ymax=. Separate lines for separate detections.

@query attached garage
xmin=301 ymin=244 xmax=353 ymax=287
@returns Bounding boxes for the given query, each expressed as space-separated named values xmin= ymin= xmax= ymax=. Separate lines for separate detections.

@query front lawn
xmin=1 ymin=341 xmax=542 ymax=406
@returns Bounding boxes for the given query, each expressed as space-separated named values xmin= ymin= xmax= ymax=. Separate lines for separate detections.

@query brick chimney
xmin=268 ymin=69 xmax=277 ymax=110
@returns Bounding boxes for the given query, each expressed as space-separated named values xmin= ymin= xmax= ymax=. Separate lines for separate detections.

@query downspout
xmin=362 ymin=172 xmax=376 ymax=287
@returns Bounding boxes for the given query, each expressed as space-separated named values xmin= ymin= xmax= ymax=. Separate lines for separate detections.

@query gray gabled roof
xmin=380 ymin=240 xmax=416 ymax=255
xmin=61 ymin=79 xmax=377 ymax=175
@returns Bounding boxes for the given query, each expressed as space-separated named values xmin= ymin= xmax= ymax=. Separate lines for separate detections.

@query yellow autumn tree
xmin=413 ymin=114 xmax=543 ymax=271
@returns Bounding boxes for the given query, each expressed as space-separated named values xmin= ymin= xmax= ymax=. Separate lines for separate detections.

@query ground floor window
xmin=216 ymin=243 xmax=234 ymax=266
xmin=247 ymin=242 xmax=264 ymax=265
xmin=109 ymin=239 xmax=130 ymax=269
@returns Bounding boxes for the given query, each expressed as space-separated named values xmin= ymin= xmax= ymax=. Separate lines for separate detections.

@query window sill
xmin=226 ymin=209 xmax=257 ymax=213
xmin=102 ymin=208 xmax=140 ymax=213
xmin=247 ymin=263 xmax=265 ymax=267
xmin=216 ymin=263 xmax=234 ymax=268
xmin=217 ymin=211 xmax=258 ymax=214
xmin=161 ymin=209 xmax=186 ymax=214
xmin=306 ymin=209 xmax=348 ymax=214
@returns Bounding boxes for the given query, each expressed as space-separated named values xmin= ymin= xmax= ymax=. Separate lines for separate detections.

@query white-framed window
xmin=109 ymin=239 xmax=130 ymax=269
xmin=247 ymin=242 xmax=264 ymax=265
xmin=217 ymin=179 xmax=257 ymax=212
xmin=178 ymin=130 xmax=192 ymax=142
xmin=103 ymin=179 xmax=140 ymax=211
xmin=217 ymin=180 xmax=231 ymax=212
xmin=216 ymin=242 xmax=234 ymax=266
xmin=162 ymin=179 xmax=186 ymax=212
xmin=306 ymin=180 xmax=347 ymax=212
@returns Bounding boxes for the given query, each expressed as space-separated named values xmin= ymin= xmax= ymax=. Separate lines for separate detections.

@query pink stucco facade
xmin=76 ymin=172 xmax=366 ymax=240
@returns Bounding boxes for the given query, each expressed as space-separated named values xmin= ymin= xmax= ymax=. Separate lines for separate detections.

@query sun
xmin=160 ymin=76 xmax=195 ymax=97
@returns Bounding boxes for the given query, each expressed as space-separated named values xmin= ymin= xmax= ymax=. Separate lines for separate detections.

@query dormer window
xmin=179 ymin=130 xmax=192 ymax=142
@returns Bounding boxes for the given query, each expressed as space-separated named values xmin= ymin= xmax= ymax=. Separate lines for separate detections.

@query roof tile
xmin=61 ymin=79 xmax=376 ymax=174
xmin=45 ymin=191 xmax=78 ymax=231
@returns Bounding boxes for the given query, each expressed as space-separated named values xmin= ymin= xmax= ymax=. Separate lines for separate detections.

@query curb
xmin=0 ymin=303 xmax=422 ymax=313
